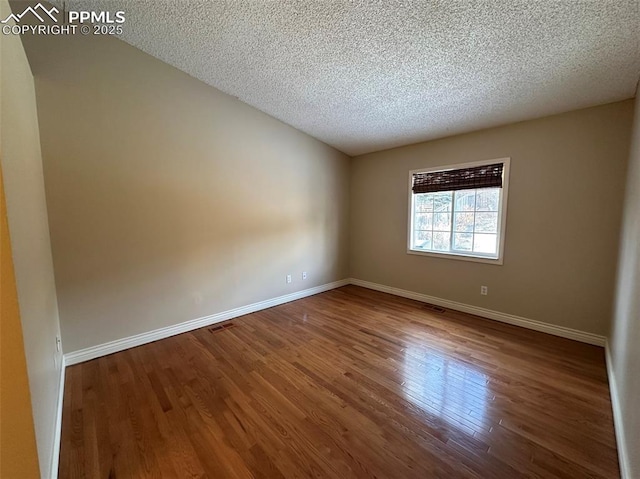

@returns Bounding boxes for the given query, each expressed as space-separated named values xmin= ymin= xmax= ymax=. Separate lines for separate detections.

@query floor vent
xmin=423 ymin=304 xmax=446 ymax=313
xmin=208 ymin=322 xmax=236 ymax=333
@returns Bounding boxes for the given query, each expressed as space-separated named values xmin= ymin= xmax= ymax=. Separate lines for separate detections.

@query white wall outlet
xmin=286 ymin=274 xmax=292 ymax=284
xmin=481 ymin=285 xmax=488 ymax=295
xmin=56 ymin=335 xmax=62 ymax=352
xmin=302 ymin=271 xmax=307 ymax=280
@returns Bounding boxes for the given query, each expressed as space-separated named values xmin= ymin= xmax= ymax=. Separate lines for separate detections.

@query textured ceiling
xmin=53 ymin=0 xmax=639 ymax=155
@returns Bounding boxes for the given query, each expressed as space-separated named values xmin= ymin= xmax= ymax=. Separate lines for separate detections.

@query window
xmin=408 ymin=158 xmax=510 ymax=264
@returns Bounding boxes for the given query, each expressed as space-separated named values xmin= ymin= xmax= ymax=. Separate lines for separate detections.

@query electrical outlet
xmin=56 ymin=335 xmax=62 ymax=352
xmin=480 ymin=285 xmax=488 ymax=296
xmin=302 ymin=271 xmax=307 ymax=280
xmin=286 ymin=274 xmax=292 ymax=284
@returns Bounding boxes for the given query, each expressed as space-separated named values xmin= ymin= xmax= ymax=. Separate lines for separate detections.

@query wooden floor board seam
xmin=58 ymin=286 xmax=619 ymax=479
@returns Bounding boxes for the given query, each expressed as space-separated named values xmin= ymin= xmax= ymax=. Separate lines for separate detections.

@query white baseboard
xmin=605 ymin=341 xmax=630 ymax=479
xmin=349 ymin=278 xmax=606 ymax=346
xmin=65 ymin=277 xmax=605 ymax=366
xmin=64 ymin=279 xmax=350 ymax=366
xmin=49 ymin=356 xmax=65 ymax=479
xmin=53 ymin=276 xmax=617 ymax=478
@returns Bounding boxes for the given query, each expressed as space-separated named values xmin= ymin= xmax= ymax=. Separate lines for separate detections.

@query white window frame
xmin=407 ymin=157 xmax=510 ymax=265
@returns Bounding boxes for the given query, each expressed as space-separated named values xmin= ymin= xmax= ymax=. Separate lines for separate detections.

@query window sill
xmin=407 ymin=248 xmax=504 ymax=265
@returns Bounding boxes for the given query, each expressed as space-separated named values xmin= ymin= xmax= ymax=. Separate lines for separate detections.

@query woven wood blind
xmin=412 ymin=163 xmax=504 ymax=194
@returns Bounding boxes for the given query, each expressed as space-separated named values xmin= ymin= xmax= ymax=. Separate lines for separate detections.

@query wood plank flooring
xmin=59 ymin=285 xmax=620 ymax=478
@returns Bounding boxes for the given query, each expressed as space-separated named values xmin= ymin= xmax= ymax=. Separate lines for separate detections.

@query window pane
xmin=454 ymin=190 xmax=476 ymax=212
xmin=432 ymin=192 xmax=452 ymax=212
xmin=476 ymin=188 xmax=499 ymax=211
xmin=475 ymin=212 xmax=498 ymax=233
xmin=414 ymin=230 xmax=432 ymax=250
xmin=410 ymin=163 xmax=506 ymax=260
xmin=453 ymin=212 xmax=474 ymax=232
xmin=415 ymin=194 xmax=433 ymax=213
xmin=433 ymin=231 xmax=451 ymax=251
xmin=433 ymin=212 xmax=451 ymax=231
xmin=473 ymin=233 xmax=497 ymax=254
xmin=453 ymin=233 xmax=473 ymax=251
xmin=414 ymin=213 xmax=433 ymax=230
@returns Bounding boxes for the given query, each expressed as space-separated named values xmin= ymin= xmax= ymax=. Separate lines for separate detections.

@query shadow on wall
xmin=45 ymin=137 xmax=347 ymax=351
xmin=52 ymin=156 xmax=341 ymax=298
xmin=23 ymin=29 xmax=349 ymax=352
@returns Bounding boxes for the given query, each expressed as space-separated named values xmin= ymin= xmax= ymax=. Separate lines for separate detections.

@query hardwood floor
xmin=59 ymin=285 xmax=620 ymax=478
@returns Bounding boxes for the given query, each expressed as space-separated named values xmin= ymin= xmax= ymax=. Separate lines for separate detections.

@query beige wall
xmin=610 ymin=85 xmax=640 ymax=477
xmin=0 ymin=1 xmax=63 ymax=475
xmin=350 ymin=101 xmax=633 ymax=336
xmin=21 ymin=29 xmax=350 ymax=353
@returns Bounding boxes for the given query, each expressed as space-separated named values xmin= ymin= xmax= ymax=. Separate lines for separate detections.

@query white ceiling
xmin=55 ymin=1 xmax=639 ymax=156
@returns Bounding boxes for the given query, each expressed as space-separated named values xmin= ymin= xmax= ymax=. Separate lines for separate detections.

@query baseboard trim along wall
xmin=49 ymin=357 xmax=65 ymax=479
xmin=65 ymin=277 xmax=606 ymax=366
xmin=349 ymin=278 xmax=607 ymax=346
xmin=54 ymin=276 xmax=615 ymax=479
xmin=64 ymin=279 xmax=350 ymax=366
xmin=605 ymin=341 xmax=630 ymax=479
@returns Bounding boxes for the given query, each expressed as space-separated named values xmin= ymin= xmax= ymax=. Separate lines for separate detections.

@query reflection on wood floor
xmin=59 ymin=285 xmax=619 ymax=478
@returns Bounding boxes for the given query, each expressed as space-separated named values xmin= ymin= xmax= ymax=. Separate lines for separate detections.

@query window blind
xmin=412 ymin=163 xmax=504 ymax=194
